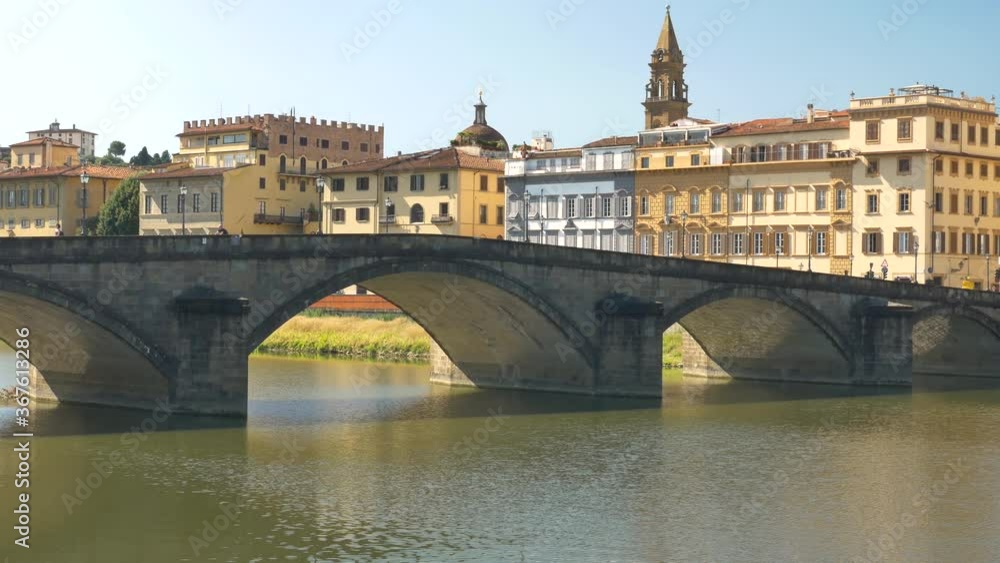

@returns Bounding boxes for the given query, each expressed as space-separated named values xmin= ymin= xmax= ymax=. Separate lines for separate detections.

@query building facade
xmin=27 ymin=120 xmax=97 ymax=158
xmin=505 ymin=136 xmax=637 ymax=251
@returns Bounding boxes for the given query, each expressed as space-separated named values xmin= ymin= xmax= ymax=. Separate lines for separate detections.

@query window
xmin=753 ymin=191 xmax=765 ymax=212
xmin=321 ymin=158 xmax=328 ymax=170
xmin=732 ymin=233 xmax=745 ymax=255
xmin=965 ymin=194 xmax=974 ymax=215
xmin=34 ymin=189 xmax=44 ymax=207
xmin=298 ymin=180 xmax=307 ymax=193
xmin=982 ymin=163 xmax=989 ymax=179
xmin=775 ymin=190 xmax=786 ymax=212
xmin=601 ymin=196 xmax=613 ymax=218
xmin=20 ymin=219 xmax=28 ymax=229
xmin=950 ymin=193 xmax=959 ymax=214
xmin=898 ymin=158 xmax=911 ymax=175
xmin=144 ymin=195 xmax=152 ymax=214
xmin=177 ymin=194 xmax=184 ymax=213
xmin=332 ymin=208 xmax=346 ymax=223
xmin=479 ymin=204 xmax=488 ymax=225
xmin=935 ymin=121 xmax=945 ymax=141
xmin=565 ymin=197 xmax=576 ymax=218
xmin=385 ymin=176 xmax=398 ymax=192
xmin=640 ymin=157 xmax=650 ymax=169
xmin=710 ymin=233 xmax=723 ymax=256
xmin=966 ymin=161 xmax=974 ymax=177
xmin=815 ymin=231 xmax=827 ymax=255
xmin=438 ymin=173 xmax=452 ymax=190
xmin=34 ymin=219 xmax=43 ymax=228
xmin=753 ymin=232 xmax=764 ymax=255
xmin=897 ymin=118 xmax=912 ymax=141
xmin=496 ymin=206 xmax=504 ymax=225
xmin=816 ymin=189 xmax=828 ymax=211
xmin=603 ymin=153 xmax=614 ymax=170
xmin=279 ymin=155 xmax=287 ymax=173
xmin=279 ymin=206 xmax=286 ymax=219
xmin=981 ymin=196 xmax=989 ymax=216
xmin=711 ymin=192 xmax=722 ymax=214
xmin=331 ymin=178 xmax=345 ymax=192
xmin=584 ymin=196 xmax=595 ymax=218
xmin=410 ymin=175 xmax=425 ymax=191
xmin=691 ymin=154 xmax=701 ymax=166
xmin=341 ymin=141 xmax=350 ymax=151
xmin=160 ymin=194 xmax=168 ymax=214
xmin=356 ymin=177 xmax=370 ymax=191
xmin=585 ymin=154 xmax=597 ymax=171
xmin=356 ymin=208 xmax=370 ymax=222
xmin=866 ymin=120 xmax=880 ymax=143
xmin=639 ymin=196 xmax=649 ymax=216
xmin=866 ymin=158 xmax=880 ymax=176
xmin=968 ymin=125 xmax=977 ymax=144
xmin=665 ymin=194 xmax=675 ymax=216
xmin=618 ymin=196 xmax=631 ymax=217
xmin=935 ymin=159 xmax=944 ymax=174
xmin=192 ymin=193 xmax=201 ymax=213
xmin=996 ymin=165 xmax=1000 ymax=179
xmin=898 ymin=192 xmax=911 ymax=213
xmin=279 ymin=179 xmax=286 ymax=191
xmin=480 ymin=175 xmax=488 ymax=192
xmin=321 ymin=139 xmax=330 ymax=149
xmin=665 ymin=156 xmax=675 ymax=167
xmin=211 ymin=192 xmax=219 ymax=213
xmin=933 ymin=192 xmax=943 ymax=212
xmin=951 ymin=123 xmax=960 ymax=142
xmin=662 ymin=232 xmax=676 ymax=256
xmin=863 ymin=232 xmax=882 ymax=254
xmin=731 ymin=192 xmax=743 ymax=213
xmin=690 ymin=233 xmax=702 ymax=256
xmin=410 ymin=204 xmax=424 ymax=223
xmin=279 ymin=135 xmax=288 ymax=145
xmin=950 ymin=160 xmax=959 ymax=175
xmin=497 ymin=177 xmax=505 ymax=193
xmin=546 ymin=197 xmax=559 ymax=218
xmin=982 ymin=127 xmax=989 ymax=146
xmin=835 ymin=188 xmax=847 ymax=211
xmin=689 ymin=193 xmax=700 ymax=214
xmin=867 ymin=194 xmax=880 ymax=214
xmin=775 ymin=232 xmax=786 ymax=256
xmin=361 ymin=143 xmax=369 ymax=153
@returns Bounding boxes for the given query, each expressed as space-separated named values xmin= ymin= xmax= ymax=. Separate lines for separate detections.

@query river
xmin=2 ymin=350 xmax=1000 ymax=562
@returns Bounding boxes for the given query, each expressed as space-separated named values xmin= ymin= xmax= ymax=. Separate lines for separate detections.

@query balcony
xmin=380 ymin=215 xmax=399 ymax=224
xmin=851 ymin=94 xmax=994 ymax=113
xmin=253 ymin=214 xmax=304 ymax=226
xmin=431 ymin=214 xmax=455 ymax=224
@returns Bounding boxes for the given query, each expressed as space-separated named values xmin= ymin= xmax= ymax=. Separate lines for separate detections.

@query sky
xmin=2 ymin=0 xmax=998 ymax=160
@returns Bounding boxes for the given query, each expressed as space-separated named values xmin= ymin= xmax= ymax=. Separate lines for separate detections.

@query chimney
xmin=807 ymin=104 xmax=815 ymax=124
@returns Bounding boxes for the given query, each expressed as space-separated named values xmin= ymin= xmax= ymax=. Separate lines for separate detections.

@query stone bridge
xmin=2 ymin=235 xmax=999 ymax=418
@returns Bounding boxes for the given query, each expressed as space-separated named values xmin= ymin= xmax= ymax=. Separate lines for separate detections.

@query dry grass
xmin=256 ymin=315 xmax=431 ymax=360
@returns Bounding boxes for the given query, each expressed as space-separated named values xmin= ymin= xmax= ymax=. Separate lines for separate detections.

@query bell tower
xmin=643 ymin=5 xmax=691 ymax=129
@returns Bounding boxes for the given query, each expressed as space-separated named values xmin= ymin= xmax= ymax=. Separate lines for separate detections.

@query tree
xmin=108 ymin=141 xmax=126 ymax=158
xmin=130 ymin=146 xmax=154 ymax=166
xmin=160 ymin=150 xmax=172 ymax=164
xmin=95 ymin=176 xmax=141 ymax=236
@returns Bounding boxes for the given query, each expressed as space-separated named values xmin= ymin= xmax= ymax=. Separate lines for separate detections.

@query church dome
xmin=453 ymin=94 xmax=508 ymax=152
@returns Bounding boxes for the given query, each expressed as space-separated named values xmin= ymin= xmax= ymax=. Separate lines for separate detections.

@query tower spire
xmin=643 ymin=5 xmax=690 ymax=129
xmin=655 ymin=4 xmax=681 ymax=56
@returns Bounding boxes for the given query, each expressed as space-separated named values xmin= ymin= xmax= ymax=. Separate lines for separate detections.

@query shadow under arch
xmin=912 ymin=303 xmax=1000 ymax=378
xmin=247 ymin=258 xmax=599 ymax=392
xmin=0 ymin=269 xmax=175 ymax=409
xmin=662 ymin=285 xmax=853 ymax=384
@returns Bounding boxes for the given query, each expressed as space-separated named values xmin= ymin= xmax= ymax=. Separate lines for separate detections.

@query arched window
xmin=341 ymin=160 xmax=349 ymax=167
xmin=321 ymin=158 xmax=328 ymax=170
xmin=410 ymin=204 xmax=424 ymax=224
xmin=299 ymin=157 xmax=307 ymax=174
xmin=279 ymin=155 xmax=287 ymax=173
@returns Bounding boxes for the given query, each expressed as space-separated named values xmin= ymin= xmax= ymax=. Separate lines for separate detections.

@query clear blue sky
xmin=3 ymin=0 xmax=997 ymax=159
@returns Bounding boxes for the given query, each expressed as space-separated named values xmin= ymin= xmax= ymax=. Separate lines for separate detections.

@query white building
xmin=27 ymin=120 xmax=98 ymax=158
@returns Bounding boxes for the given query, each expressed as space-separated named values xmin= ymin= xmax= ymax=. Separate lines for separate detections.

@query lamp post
xmin=179 ymin=186 xmax=188 ymax=235
xmin=384 ymin=196 xmax=393 ymax=235
xmin=679 ymin=211 xmax=689 ymax=258
xmin=807 ymin=225 xmax=815 ymax=272
xmin=850 ymin=254 xmax=855 ymax=277
xmin=79 ymin=170 xmax=90 ymax=236
xmin=913 ymin=237 xmax=920 ymax=283
xmin=316 ymin=177 xmax=325 ymax=235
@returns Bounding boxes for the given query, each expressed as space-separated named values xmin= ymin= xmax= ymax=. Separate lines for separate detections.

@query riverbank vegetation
xmin=663 ymin=331 xmax=683 ymax=368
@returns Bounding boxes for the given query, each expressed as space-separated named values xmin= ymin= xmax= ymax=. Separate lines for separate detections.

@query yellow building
xmin=141 ymin=112 xmax=384 ymax=235
xmin=321 ymin=147 xmax=505 ymax=238
xmin=850 ymin=85 xmax=1000 ymax=288
xmin=0 ymin=139 xmax=135 ymax=236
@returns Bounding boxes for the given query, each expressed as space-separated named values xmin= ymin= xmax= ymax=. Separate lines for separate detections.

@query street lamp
xmin=807 ymin=225 xmax=815 ymax=272
xmin=680 ymin=211 xmax=688 ymax=258
xmin=850 ymin=254 xmax=855 ymax=277
xmin=384 ymin=196 xmax=393 ymax=235
xmin=913 ymin=237 xmax=920 ymax=283
xmin=79 ymin=170 xmax=90 ymax=236
xmin=179 ymin=186 xmax=188 ymax=235
xmin=316 ymin=177 xmax=325 ymax=235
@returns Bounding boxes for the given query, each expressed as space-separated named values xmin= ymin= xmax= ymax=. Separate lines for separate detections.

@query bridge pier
xmin=593 ymin=302 xmax=663 ymax=397
xmin=852 ymin=305 xmax=914 ymax=385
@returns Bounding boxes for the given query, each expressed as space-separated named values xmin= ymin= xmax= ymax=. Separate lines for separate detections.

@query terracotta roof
xmin=142 ymin=166 xmax=247 ymax=180
xmin=0 ymin=165 xmax=138 ymax=180
xmin=715 ymin=117 xmax=850 ymax=138
xmin=326 ymin=148 xmax=503 ymax=175
xmin=177 ymin=123 xmax=263 ymax=137
xmin=10 ymin=137 xmax=80 ymax=148
xmin=583 ymin=135 xmax=638 ymax=149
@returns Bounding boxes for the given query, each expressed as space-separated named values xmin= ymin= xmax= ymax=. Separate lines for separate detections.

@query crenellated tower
xmin=643 ymin=6 xmax=691 ymax=129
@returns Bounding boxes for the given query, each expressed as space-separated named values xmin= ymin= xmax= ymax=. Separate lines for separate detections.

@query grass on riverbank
xmin=256 ymin=316 xmax=431 ymax=361
xmin=663 ymin=331 xmax=683 ymax=368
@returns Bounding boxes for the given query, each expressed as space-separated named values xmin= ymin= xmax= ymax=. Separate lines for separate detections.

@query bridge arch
xmin=662 ymin=285 xmax=853 ymax=383
xmin=912 ymin=303 xmax=1000 ymax=378
xmin=247 ymin=258 xmax=599 ymax=392
xmin=0 ymin=270 xmax=175 ymax=408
